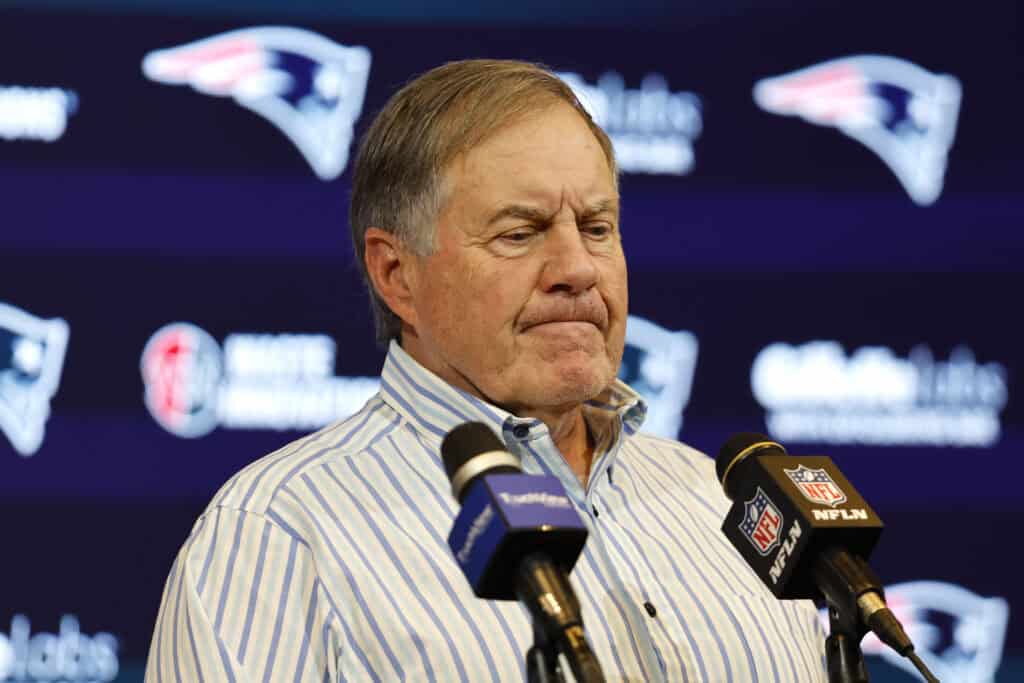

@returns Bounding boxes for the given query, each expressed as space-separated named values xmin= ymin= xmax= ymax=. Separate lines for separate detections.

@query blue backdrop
xmin=0 ymin=1 xmax=1020 ymax=680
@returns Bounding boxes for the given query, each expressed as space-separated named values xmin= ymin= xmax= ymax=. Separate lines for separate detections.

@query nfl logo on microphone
xmin=784 ymin=465 xmax=848 ymax=508
xmin=740 ymin=487 xmax=783 ymax=556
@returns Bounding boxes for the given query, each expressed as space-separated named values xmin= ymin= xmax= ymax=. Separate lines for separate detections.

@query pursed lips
xmin=517 ymin=299 xmax=609 ymax=333
xmin=519 ymin=314 xmax=606 ymax=333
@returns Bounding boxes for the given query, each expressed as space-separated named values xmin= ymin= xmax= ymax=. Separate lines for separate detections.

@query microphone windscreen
xmin=715 ymin=432 xmax=772 ymax=484
xmin=441 ymin=421 xmax=508 ymax=480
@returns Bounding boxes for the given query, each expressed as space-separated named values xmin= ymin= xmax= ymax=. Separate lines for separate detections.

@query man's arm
xmin=145 ymin=506 xmax=339 ymax=682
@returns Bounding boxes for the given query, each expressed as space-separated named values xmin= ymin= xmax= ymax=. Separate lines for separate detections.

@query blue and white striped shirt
xmin=146 ymin=342 xmax=827 ymax=682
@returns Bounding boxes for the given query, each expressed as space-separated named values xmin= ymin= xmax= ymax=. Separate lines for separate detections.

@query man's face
xmin=401 ymin=103 xmax=628 ymax=415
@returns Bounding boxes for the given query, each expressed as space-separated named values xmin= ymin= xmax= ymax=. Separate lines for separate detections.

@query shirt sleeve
xmin=145 ymin=505 xmax=340 ymax=682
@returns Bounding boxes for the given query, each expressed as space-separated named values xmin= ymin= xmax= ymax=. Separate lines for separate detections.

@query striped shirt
xmin=146 ymin=341 xmax=827 ymax=682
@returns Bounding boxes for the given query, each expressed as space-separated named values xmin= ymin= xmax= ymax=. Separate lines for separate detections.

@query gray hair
xmin=349 ymin=59 xmax=616 ymax=345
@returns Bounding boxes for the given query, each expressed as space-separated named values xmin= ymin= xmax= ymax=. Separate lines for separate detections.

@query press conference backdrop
xmin=0 ymin=0 xmax=1020 ymax=680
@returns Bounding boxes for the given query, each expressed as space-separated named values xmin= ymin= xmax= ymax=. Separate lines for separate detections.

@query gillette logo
xmin=0 ymin=614 xmax=118 ymax=682
xmin=558 ymin=71 xmax=702 ymax=175
xmin=752 ymin=341 xmax=1007 ymax=447
xmin=498 ymin=492 xmax=571 ymax=509
xmin=0 ymin=86 xmax=78 ymax=143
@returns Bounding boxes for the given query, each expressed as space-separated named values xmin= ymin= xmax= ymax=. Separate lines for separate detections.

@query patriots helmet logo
xmin=618 ymin=315 xmax=699 ymax=439
xmin=753 ymin=55 xmax=961 ymax=206
xmin=142 ymin=27 xmax=372 ymax=180
xmin=0 ymin=303 xmax=69 ymax=456
xmin=822 ymin=581 xmax=1009 ymax=682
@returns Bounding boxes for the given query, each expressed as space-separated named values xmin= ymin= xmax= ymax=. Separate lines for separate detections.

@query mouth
xmin=522 ymin=320 xmax=602 ymax=335
xmin=518 ymin=303 xmax=608 ymax=334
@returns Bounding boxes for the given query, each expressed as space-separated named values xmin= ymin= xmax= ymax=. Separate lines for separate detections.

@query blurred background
xmin=0 ymin=0 xmax=1020 ymax=680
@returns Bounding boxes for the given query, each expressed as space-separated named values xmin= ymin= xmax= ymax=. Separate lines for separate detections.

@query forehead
xmin=442 ymin=104 xmax=617 ymax=212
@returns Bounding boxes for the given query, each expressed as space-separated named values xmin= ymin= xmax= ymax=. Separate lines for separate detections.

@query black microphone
xmin=442 ymin=422 xmax=605 ymax=683
xmin=715 ymin=433 xmax=935 ymax=678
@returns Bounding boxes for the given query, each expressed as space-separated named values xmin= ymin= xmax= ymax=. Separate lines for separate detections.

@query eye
xmin=582 ymin=222 xmax=614 ymax=239
xmin=499 ymin=229 xmax=535 ymax=243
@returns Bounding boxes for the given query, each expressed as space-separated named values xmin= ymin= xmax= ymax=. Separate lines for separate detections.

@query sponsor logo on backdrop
xmin=739 ymin=487 xmax=783 ymax=555
xmin=0 ymin=614 xmax=118 ymax=682
xmin=784 ymin=464 xmax=847 ymax=508
xmin=618 ymin=315 xmax=698 ymax=439
xmin=819 ymin=581 xmax=1009 ymax=683
xmin=140 ymin=323 xmax=223 ymax=438
xmin=557 ymin=71 xmax=702 ymax=175
xmin=142 ymin=27 xmax=371 ymax=180
xmin=0 ymin=303 xmax=69 ymax=457
xmin=141 ymin=322 xmax=379 ymax=438
xmin=753 ymin=55 xmax=961 ymax=206
xmin=0 ymin=86 xmax=78 ymax=143
xmin=752 ymin=341 xmax=1007 ymax=447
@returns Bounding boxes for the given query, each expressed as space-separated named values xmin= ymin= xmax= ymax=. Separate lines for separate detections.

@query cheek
xmin=436 ymin=268 xmax=519 ymax=341
xmin=603 ymin=257 xmax=629 ymax=312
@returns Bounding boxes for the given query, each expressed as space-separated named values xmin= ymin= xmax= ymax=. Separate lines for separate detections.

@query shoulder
xmin=617 ymin=430 xmax=731 ymax=512
xmin=201 ymin=393 xmax=401 ymax=519
xmin=623 ymin=430 xmax=719 ymax=482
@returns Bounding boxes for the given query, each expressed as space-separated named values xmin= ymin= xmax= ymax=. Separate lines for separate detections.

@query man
xmin=147 ymin=59 xmax=826 ymax=681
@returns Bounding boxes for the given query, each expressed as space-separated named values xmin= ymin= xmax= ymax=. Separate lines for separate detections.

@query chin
xmin=544 ymin=359 xmax=614 ymax=404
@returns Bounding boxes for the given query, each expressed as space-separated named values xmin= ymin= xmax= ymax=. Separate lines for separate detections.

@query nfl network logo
xmin=142 ymin=27 xmax=372 ymax=180
xmin=784 ymin=464 xmax=848 ymax=508
xmin=740 ymin=487 xmax=783 ymax=556
xmin=618 ymin=315 xmax=698 ymax=439
xmin=753 ymin=55 xmax=961 ymax=206
xmin=0 ymin=303 xmax=69 ymax=456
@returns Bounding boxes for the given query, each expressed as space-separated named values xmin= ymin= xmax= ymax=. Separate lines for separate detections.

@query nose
xmin=538 ymin=219 xmax=600 ymax=295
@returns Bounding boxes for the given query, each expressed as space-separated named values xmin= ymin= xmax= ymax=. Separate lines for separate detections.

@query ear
xmin=363 ymin=227 xmax=421 ymax=329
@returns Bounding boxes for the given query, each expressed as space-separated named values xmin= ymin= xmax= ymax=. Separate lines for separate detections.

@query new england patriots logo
xmin=753 ymin=55 xmax=962 ymax=206
xmin=618 ymin=315 xmax=699 ymax=439
xmin=142 ymin=27 xmax=372 ymax=180
xmin=0 ymin=303 xmax=69 ymax=456
xmin=822 ymin=581 xmax=1009 ymax=682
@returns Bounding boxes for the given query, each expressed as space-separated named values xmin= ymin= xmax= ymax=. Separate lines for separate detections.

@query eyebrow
xmin=486 ymin=198 xmax=619 ymax=226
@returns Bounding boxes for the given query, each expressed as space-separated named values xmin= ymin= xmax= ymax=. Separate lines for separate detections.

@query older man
xmin=147 ymin=60 xmax=826 ymax=682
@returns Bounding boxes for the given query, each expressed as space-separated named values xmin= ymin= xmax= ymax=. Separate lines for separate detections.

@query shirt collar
xmin=378 ymin=340 xmax=647 ymax=448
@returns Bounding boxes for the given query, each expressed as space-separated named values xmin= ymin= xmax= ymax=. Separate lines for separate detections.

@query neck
xmin=521 ymin=406 xmax=594 ymax=487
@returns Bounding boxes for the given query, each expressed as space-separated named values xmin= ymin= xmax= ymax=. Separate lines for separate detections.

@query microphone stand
xmin=825 ymin=603 xmax=870 ymax=683
xmin=526 ymin=623 xmax=564 ymax=683
xmin=518 ymin=554 xmax=605 ymax=683
xmin=814 ymin=548 xmax=874 ymax=683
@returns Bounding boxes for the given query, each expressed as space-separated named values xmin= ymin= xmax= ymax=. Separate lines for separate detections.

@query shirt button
xmin=592 ymin=505 xmax=599 ymax=518
xmin=512 ymin=425 xmax=529 ymax=439
xmin=643 ymin=602 xmax=657 ymax=618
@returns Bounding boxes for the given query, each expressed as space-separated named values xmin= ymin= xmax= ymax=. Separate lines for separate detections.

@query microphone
xmin=716 ymin=433 xmax=939 ymax=682
xmin=442 ymin=422 xmax=605 ymax=683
